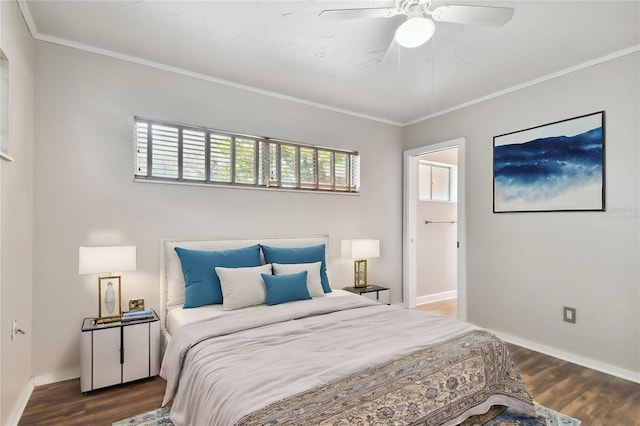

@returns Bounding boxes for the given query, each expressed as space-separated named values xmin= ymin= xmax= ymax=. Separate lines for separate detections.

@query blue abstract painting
xmin=494 ymin=111 xmax=604 ymax=212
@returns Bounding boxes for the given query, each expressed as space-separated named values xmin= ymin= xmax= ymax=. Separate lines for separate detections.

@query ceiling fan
xmin=319 ymin=0 xmax=514 ymax=48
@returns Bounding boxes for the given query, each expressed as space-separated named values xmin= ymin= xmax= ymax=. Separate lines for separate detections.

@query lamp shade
xmin=341 ymin=239 xmax=380 ymax=260
xmin=395 ymin=16 xmax=435 ymax=48
xmin=79 ymin=246 xmax=137 ymax=275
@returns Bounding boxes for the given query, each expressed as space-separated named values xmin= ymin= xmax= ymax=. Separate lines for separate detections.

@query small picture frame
xmin=128 ymin=298 xmax=145 ymax=312
xmin=98 ymin=276 xmax=122 ymax=319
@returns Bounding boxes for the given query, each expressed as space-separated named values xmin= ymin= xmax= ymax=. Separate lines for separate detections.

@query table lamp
xmin=79 ymin=246 xmax=136 ymax=322
xmin=341 ymin=239 xmax=380 ymax=288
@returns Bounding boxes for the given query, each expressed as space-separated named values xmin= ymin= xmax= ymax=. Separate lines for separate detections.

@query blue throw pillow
xmin=261 ymin=271 xmax=312 ymax=306
xmin=175 ymin=245 xmax=262 ymax=308
xmin=261 ymin=244 xmax=332 ymax=293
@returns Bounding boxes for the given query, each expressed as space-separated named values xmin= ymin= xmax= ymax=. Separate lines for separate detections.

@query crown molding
xmin=16 ymin=1 xmax=402 ymax=127
xmin=404 ymin=45 xmax=640 ymax=126
xmin=16 ymin=1 xmax=640 ymax=128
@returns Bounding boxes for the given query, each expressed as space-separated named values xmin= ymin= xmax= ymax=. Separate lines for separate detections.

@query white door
xmin=122 ymin=322 xmax=150 ymax=382
xmin=92 ymin=327 xmax=122 ymax=389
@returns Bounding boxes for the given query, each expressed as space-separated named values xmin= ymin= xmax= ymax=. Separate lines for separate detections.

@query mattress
xmin=166 ymin=305 xmax=224 ymax=337
xmin=165 ymin=289 xmax=351 ymax=337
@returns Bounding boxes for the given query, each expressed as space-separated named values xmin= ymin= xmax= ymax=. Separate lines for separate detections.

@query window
xmin=419 ymin=161 xmax=456 ymax=201
xmin=134 ymin=117 xmax=360 ymax=193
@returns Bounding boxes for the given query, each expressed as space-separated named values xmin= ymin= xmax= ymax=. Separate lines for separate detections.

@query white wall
xmin=32 ymin=42 xmax=403 ymax=380
xmin=416 ymin=200 xmax=457 ymax=297
xmin=0 ymin=1 xmax=35 ymax=424
xmin=404 ymin=53 xmax=640 ymax=376
xmin=416 ymin=149 xmax=458 ymax=298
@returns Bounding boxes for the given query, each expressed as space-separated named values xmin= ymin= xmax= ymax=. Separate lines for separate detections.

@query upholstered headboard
xmin=160 ymin=235 xmax=329 ymax=327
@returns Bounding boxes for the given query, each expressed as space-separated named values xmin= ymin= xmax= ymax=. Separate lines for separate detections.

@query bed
xmin=159 ymin=236 xmax=535 ymax=426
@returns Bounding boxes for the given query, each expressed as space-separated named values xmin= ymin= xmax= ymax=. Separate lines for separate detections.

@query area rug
xmin=113 ymin=403 xmax=581 ymax=426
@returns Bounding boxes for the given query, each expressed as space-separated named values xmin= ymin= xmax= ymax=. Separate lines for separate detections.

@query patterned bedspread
xmin=161 ymin=292 xmax=535 ymax=426
xmin=238 ymin=330 xmax=532 ymax=426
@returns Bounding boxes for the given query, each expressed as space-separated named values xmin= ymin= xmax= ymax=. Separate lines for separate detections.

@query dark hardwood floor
xmin=418 ymin=299 xmax=640 ymax=425
xmin=507 ymin=344 xmax=640 ymax=425
xmin=18 ymin=377 xmax=166 ymax=426
xmin=19 ymin=301 xmax=640 ymax=425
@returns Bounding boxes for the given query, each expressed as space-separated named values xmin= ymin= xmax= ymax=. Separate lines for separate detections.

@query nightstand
xmin=343 ymin=285 xmax=390 ymax=304
xmin=80 ymin=310 xmax=160 ymax=393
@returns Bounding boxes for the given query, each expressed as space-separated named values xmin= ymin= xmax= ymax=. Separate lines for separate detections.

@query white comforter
xmin=161 ymin=292 xmax=487 ymax=425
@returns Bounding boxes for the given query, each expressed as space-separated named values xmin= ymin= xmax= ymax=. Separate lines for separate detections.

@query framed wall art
xmin=98 ymin=276 xmax=122 ymax=319
xmin=493 ymin=111 xmax=605 ymax=213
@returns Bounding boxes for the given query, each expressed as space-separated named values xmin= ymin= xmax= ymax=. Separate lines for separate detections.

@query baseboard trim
xmin=491 ymin=329 xmax=640 ymax=385
xmin=33 ymin=367 xmax=80 ymax=386
xmin=5 ymin=379 xmax=34 ymax=426
xmin=416 ymin=290 xmax=457 ymax=306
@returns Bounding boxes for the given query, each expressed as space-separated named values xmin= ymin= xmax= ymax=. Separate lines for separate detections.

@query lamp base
xmin=353 ymin=259 xmax=368 ymax=288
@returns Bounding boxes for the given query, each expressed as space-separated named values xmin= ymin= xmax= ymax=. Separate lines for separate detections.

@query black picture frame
xmin=493 ymin=111 xmax=605 ymax=213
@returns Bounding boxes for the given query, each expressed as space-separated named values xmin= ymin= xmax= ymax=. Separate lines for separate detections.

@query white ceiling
xmin=21 ymin=1 xmax=640 ymax=125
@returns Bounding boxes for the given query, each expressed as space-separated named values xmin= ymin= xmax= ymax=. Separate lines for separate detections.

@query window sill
xmin=133 ymin=178 xmax=360 ymax=196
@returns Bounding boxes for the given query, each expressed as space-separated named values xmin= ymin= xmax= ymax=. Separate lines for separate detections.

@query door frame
xmin=403 ymin=138 xmax=467 ymax=320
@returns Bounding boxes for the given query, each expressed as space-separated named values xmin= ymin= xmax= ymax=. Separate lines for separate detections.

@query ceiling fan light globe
xmin=395 ymin=16 xmax=435 ymax=48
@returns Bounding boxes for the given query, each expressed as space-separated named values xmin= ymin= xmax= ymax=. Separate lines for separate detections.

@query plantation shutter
xmin=182 ymin=129 xmax=206 ymax=181
xmin=134 ymin=117 xmax=359 ymax=193
xmin=210 ymin=134 xmax=232 ymax=183
xmin=151 ymin=124 xmax=179 ymax=179
xmin=299 ymin=147 xmax=317 ymax=189
xmin=235 ymin=138 xmax=257 ymax=184
xmin=135 ymin=121 xmax=149 ymax=176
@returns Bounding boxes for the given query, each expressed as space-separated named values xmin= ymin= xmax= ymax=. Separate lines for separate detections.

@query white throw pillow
xmin=272 ymin=262 xmax=324 ymax=297
xmin=216 ymin=264 xmax=273 ymax=310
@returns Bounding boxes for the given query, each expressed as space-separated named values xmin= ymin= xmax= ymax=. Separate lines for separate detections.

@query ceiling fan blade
xmin=431 ymin=5 xmax=514 ymax=27
xmin=319 ymin=7 xmax=399 ymax=20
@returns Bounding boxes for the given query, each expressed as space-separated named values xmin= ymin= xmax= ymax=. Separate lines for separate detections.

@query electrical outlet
xmin=563 ymin=307 xmax=576 ymax=324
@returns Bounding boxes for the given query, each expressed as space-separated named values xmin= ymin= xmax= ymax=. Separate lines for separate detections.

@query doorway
xmin=403 ymin=138 xmax=467 ymax=320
